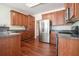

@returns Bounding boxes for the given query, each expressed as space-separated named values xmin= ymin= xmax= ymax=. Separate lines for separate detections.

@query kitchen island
xmin=58 ymin=33 xmax=79 ymax=56
xmin=0 ymin=32 xmax=21 ymax=56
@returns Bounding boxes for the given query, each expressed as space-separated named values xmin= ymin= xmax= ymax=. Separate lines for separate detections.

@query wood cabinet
xmin=51 ymin=12 xmax=57 ymax=25
xmin=42 ymin=10 xmax=65 ymax=25
xmin=58 ymin=34 xmax=79 ymax=56
xmin=0 ymin=35 xmax=21 ymax=56
xmin=22 ymin=15 xmax=28 ymax=26
xmin=42 ymin=13 xmax=52 ymax=20
xmin=65 ymin=3 xmax=79 ymax=19
xmin=74 ymin=3 xmax=79 ymax=18
xmin=28 ymin=15 xmax=35 ymax=30
xmin=11 ymin=10 xmax=28 ymax=26
xmin=21 ymin=15 xmax=35 ymax=41
xmin=56 ymin=10 xmax=65 ymax=25
xmin=50 ymin=32 xmax=56 ymax=44
xmin=11 ymin=10 xmax=35 ymax=41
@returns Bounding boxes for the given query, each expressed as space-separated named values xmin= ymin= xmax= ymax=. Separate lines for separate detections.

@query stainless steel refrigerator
xmin=38 ymin=20 xmax=50 ymax=43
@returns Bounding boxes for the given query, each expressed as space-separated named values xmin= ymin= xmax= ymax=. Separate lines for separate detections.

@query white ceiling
xmin=0 ymin=3 xmax=64 ymax=15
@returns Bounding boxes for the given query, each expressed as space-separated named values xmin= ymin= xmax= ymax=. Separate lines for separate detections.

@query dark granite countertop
xmin=58 ymin=33 xmax=79 ymax=39
xmin=51 ymin=29 xmax=79 ymax=39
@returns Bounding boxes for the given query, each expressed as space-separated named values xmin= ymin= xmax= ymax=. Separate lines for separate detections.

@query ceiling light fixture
xmin=25 ymin=3 xmax=40 ymax=7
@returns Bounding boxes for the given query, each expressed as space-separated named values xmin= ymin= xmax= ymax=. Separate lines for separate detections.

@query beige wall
xmin=0 ymin=5 xmax=11 ymax=26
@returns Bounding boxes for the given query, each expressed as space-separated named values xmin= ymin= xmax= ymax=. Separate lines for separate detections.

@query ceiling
xmin=0 ymin=3 xmax=64 ymax=15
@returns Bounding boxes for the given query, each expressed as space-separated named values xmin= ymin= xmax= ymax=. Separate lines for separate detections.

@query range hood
xmin=65 ymin=8 xmax=79 ymax=23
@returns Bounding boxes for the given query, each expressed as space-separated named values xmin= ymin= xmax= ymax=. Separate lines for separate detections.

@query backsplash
xmin=9 ymin=26 xmax=25 ymax=30
xmin=51 ymin=25 xmax=72 ymax=30
xmin=72 ymin=21 xmax=79 ymax=26
xmin=51 ymin=21 xmax=79 ymax=31
xmin=0 ymin=24 xmax=7 ymax=27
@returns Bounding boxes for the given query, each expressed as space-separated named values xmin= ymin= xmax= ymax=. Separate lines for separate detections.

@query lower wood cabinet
xmin=58 ymin=34 xmax=79 ymax=56
xmin=50 ymin=32 xmax=56 ymax=44
xmin=0 ymin=35 xmax=21 ymax=56
xmin=21 ymin=30 xmax=34 ymax=41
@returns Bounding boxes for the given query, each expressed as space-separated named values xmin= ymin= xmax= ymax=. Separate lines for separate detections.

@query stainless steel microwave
xmin=64 ymin=8 xmax=73 ymax=23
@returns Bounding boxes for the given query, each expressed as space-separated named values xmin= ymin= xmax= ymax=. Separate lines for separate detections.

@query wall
xmin=34 ymin=14 xmax=42 ymax=39
xmin=0 ymin=5 xmax=11 ymax=26
xmin=34 ymin=8 xmax=65 ymax=39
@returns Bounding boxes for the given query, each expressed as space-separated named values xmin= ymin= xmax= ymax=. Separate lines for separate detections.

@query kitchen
xmin=0 ymin=3 xmax=79 ymax=56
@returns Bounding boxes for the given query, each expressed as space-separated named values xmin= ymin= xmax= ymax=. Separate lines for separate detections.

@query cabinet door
xmin=51 ymin=10 xmax=65 ymax=25
xmin=58 ymin=34 xmax=79 ymax=56
xmin=21 ymin=14 xmax=28 ymax=26
xmin=31 ymin=17 xmax=35 ymax=30
xmin=11 ymin=11 xmax=14 ymax=25
xmin=42 ymin=14 xmax=48 ymax=19
xmin=28 ymin=15 xmax=34 ymax=30
xmin=28 ymin=16 xmax=32 ymax=30
xmin=56 ymin=10 xmax=65 ymax=25
xmin=24 ymin=15 xmax=28 ymax=27
xmin=11 ymin=11 xmax=22 ymax=25
xmin=42 ymin=13 xmax=52 ymax=20
xmin=11 ymin=11 xmax=18 ymax=25
xmin=50 ymin=32 xmax=56 ymax=44
xmin=75 ymin=3 xmax=79 ymax=18
xmin=0 ymin=35 xmax=21 ymax=56
xmin=11 ymin=10 xmax=28 ymax=26
xmin=22 ymin=15 xmax=25 ymax=25
xmin=18 ymin=13 xmax=22 ymax=26
xmin=51 ymin=12 xmax=57 ymax=25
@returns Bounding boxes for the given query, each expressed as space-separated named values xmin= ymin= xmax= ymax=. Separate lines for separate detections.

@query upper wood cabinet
xmin=28 ymin=15 xmax=35 ymax=30
xmin=56 ymin=10 xmax=65 ymax=25
xmin=64 ymin=3 xmax=79 ymax=18
xmin=22 ymin=15 xmax=28 ymax=26
xmin=11 ymin=11 xmax=17 ymax=25
xmin=42 ymin=13 xmax=52 ymax=20
xmin=42 ymin=10 xmax=65 ymax=25
xmin=74 ymin=3 xmax=79 ymax=18
xmin=11 ymin=10 xmax=28 ymax=26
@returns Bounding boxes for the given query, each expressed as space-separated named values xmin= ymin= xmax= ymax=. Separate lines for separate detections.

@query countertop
xmin=51 ymin=29 xmax=79 ymax=39
xmin=58 ymin=33 xmax=79 ymax=39
xmin=0 ymin=32 xmax=20 ymax=38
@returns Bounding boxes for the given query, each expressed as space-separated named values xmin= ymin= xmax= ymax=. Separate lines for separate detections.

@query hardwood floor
xmin=21 ymin=38 xmax=57 ymax=56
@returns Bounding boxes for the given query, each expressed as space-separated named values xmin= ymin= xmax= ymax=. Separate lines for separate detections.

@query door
xmin=39 ymin=20 xmax=50 ymax=43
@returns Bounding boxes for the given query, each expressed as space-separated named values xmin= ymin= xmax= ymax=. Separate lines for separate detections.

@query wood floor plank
xmin=21 ymin=39 xmax=57 ymax=56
